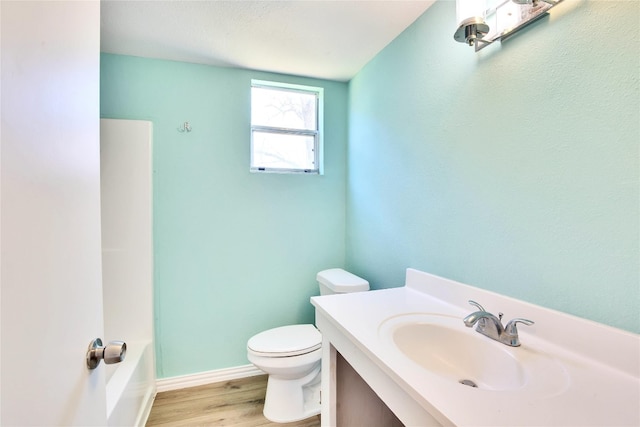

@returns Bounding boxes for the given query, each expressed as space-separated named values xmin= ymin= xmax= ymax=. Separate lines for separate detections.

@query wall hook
xmin=178 ymin=121 xmax=192 ymax=133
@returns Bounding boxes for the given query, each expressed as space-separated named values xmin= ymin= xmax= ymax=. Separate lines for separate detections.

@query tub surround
xmin=100 ymin=119 xmax=156 ymax=426
xmin=312 ymin=268 xmax=639 ymax=426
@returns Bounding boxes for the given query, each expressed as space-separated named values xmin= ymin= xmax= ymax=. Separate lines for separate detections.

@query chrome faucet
xmin=463 ymin=300 xmax=534 ymax=347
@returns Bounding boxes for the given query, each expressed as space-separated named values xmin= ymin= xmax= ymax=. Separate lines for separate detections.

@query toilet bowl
xmin=247 ymin=324 xmax=322 ymax=423
xmin=247 ymin=268 xmax=369 ymax=423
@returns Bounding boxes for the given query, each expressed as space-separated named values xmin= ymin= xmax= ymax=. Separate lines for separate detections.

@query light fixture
xmin=454 ymin=0 xmax=489 ymax=46
xmin=454 ymin=0 xmax=564 ymax=51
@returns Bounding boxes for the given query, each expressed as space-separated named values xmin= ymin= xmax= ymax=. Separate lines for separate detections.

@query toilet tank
xmin=316 ymin=268 xmax=369 ymax=296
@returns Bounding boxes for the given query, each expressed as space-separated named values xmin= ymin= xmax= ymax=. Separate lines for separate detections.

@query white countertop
xmin=312 ymin=268 xmax=640 ymax=426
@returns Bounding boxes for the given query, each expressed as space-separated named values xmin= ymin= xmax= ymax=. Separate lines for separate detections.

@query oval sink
xmin=393 ymin=319 xmax=524 ymax=390
xmin=379 ymin=313 xmax=569 ymax=394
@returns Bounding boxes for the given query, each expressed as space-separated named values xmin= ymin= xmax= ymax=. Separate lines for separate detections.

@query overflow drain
xmin=459 ymin=379 xmax=478 ymax=388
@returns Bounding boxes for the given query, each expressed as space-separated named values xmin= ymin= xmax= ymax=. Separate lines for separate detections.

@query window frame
xmin=250 ymin=79 xmax=324 ymax=175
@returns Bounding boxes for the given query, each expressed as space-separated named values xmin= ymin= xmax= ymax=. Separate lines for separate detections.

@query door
xmin=1 ymin=1 xmax=106 ymax=425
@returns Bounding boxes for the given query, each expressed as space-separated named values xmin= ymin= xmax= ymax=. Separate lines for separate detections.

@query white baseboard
xmin=156 ymin=364 xmax=264 ymax=393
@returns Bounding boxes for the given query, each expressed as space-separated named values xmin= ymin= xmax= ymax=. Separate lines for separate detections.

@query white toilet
xmin=247 ymin=268 xmax=369 ymax=423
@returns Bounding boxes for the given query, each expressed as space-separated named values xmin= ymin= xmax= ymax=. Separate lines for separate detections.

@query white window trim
xmin=250 ymin=79 xmax=324 ymax=175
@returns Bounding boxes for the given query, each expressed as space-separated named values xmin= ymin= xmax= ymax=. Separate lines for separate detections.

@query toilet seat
xmin=247 ymin=324 xmax=321 ymax=357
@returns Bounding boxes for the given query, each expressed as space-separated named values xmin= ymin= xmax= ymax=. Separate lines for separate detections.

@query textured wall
xmin=347 ymin=1 xmax=639 ymax=333
xmin=101 ymin=55 xmax=348 ymax=377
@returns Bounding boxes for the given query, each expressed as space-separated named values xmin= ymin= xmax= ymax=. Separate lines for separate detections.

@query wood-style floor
xmin=146 ymin=374 xmax=321 ymax=427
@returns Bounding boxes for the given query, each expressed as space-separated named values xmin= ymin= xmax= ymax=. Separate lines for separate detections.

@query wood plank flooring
xmin=146 ymin=374 xmax=321 ymax=427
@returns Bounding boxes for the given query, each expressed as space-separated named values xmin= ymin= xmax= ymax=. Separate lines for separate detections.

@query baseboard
xmin=156 ymin=364 xmax=264 ymax=393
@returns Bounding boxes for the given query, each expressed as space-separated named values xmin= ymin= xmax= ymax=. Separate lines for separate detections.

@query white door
xmin=1 ymin=1 xmax=107 ymax=425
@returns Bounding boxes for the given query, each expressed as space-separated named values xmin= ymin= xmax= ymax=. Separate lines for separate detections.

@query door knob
xmin=86 ymin=338 xmax=127 ymax=369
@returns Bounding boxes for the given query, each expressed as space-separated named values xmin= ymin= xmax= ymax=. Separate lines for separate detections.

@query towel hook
xmin=178 ymin=121 xmax=192 ymax=133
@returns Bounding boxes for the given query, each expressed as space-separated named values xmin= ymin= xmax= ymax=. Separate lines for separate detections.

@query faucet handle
xmin=503 ymin=318 xmax=534 ymax=346
xmin=504 ymin=318 xmax=534 ymax=334
xmin=468 ymin=300 xmax=486 ymax=311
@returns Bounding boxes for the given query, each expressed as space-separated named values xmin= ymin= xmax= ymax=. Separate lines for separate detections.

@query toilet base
xmin=263 ymin=364 xmax=321 ymax=423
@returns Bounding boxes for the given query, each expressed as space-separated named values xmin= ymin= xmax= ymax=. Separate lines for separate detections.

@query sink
xmin=379 ymin=313 xmax=569 ymax=393
xmin=390 ymin=315 xmax=524 ymax=390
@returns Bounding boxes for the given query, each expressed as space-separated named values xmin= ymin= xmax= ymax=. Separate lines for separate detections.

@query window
xmin=251 ymin=80 xmax=323 ymax=174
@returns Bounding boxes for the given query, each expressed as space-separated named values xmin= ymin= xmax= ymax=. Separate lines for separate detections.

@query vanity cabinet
xmin=335 ymin=351 xmax=403 ymax=427
xmin=317 ymin=324 xmax=441 ymax=427
xmin=312 ymin=268 xmax=640 ymax=427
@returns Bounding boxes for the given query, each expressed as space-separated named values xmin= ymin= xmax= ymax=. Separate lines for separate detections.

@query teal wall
xmin=347 ymin=1 xmax=639 ymax=333
xmin=101 ymin=0 xmax=639 ymax=378
xmin=101 ymin=55 xmax=349 ymax=378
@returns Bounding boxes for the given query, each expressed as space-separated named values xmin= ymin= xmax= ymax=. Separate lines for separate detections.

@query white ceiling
xmin=100 ymin=1 xmax=435 ymax=82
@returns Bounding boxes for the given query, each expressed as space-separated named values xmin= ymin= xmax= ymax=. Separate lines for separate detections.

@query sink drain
xmin=459 ymin=379 xmax=478 ymax=388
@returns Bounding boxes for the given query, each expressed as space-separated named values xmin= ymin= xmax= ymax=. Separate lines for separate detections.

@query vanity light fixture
xmin=454 ymin=0 xmax=564 ymax=52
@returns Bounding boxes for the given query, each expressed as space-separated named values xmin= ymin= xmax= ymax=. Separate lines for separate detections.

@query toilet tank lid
xmin=316 ymin=268 xmax=369 ymax=293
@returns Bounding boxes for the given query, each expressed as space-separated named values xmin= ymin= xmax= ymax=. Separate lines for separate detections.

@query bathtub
xmin=105 ymin=340 xmax=156 ymax=427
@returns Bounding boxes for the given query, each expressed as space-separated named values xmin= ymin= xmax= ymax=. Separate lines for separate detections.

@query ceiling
xmin=100 ymin=1 xmax=435 ymax=82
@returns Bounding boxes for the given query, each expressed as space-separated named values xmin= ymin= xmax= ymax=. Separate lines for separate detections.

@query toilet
xmin=247 ymin=268 xmax=369 ymax=423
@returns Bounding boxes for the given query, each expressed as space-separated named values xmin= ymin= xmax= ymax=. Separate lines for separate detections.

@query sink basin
xmin=379 ymin=313 xmax=569 ymax=393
